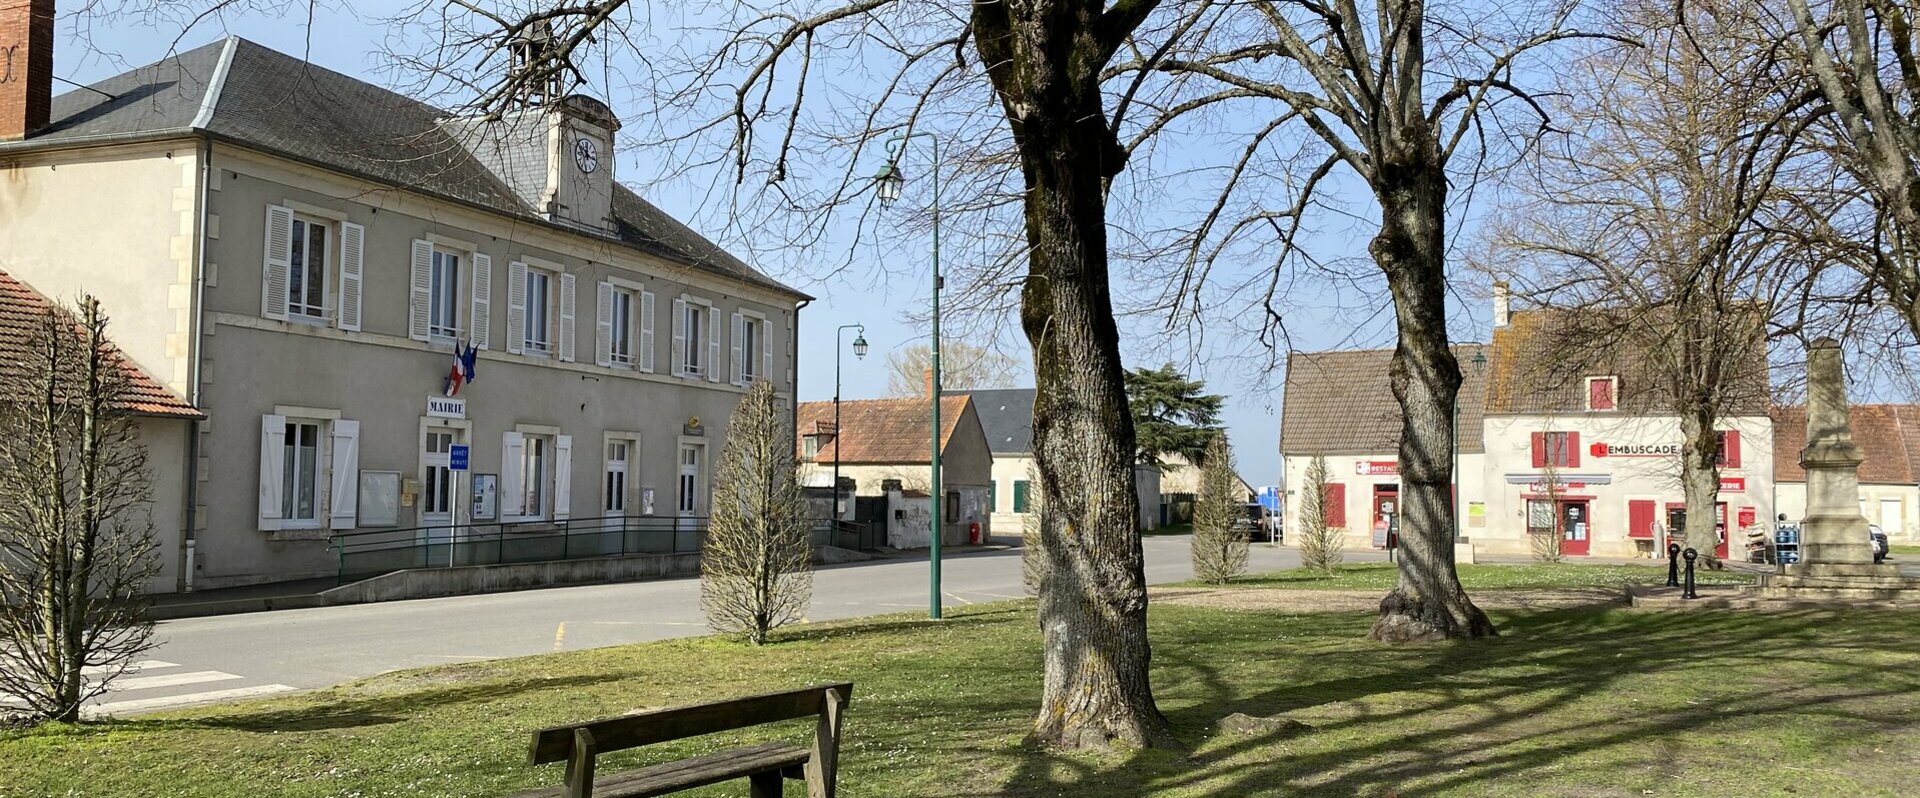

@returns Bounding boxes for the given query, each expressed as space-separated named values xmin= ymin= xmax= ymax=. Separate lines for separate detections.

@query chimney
xmin=1492 ymin=280 xmax=1511 ymax=329
xmin=0 ymin=0 xmax=55 ymax=141
xmin=924 ymin=367 xmax=935 ymax=398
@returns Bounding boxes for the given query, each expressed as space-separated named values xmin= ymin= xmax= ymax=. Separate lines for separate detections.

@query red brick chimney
xmin=0 ymin=0 xmax=54 ymax=141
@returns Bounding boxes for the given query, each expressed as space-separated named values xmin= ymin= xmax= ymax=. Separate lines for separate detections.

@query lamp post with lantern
xmin=832 ymin=324 xmax=869 ymax=522
xmin=872 ymin=131 xmax=944 ymax=620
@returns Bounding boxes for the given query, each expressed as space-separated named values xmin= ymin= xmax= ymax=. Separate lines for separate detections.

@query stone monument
xmin=1757 ymin=338 xmax=1920 ymax=599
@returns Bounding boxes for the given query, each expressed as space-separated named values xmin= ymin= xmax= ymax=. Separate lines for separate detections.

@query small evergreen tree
xmin=1298 ymin=454 xmax=1344 ymax=573
xmin=699 ymin=381 xmax=812 ymax=645
xmin=1190 ymin=435 xmax=1248 ymax=584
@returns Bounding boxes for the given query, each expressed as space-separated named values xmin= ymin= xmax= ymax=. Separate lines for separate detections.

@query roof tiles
xmin=795 ymin=396 xmax=972 ymax=464
xmin=0 ymin=270 xmax=201 ymax=419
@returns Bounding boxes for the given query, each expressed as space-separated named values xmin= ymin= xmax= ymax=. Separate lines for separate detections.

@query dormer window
xmin=1586 ymin=376 xmax=1618 ymax=412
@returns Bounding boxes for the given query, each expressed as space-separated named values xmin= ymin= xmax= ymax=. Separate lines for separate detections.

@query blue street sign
xmin=449 ymin=444 xmax=470 ymax=472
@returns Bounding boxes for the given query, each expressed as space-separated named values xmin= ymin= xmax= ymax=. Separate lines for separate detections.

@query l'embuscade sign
xmin=427 ymin=396 xmax=467 ymax=419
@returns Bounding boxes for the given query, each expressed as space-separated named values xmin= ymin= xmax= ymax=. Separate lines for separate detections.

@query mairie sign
xmin=427 ymin=395 xmax=466 ymax=419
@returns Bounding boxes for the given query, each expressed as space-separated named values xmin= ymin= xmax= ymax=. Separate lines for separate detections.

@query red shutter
xmin=1324 ymin=483 xmax=1347 ymax=528
xmin=1721 ymin=431 xmax=1742 ymax=468
xmin=1567 ymin=432 xmax=1581 ymax=467
xmin=1629 ymin=500 xmax=1656 ymax=539
xmin=1531 ymin=432 xmax=1547 ymax=468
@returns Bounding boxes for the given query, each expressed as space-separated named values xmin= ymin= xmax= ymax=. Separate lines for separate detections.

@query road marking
xmin=108 ymin=670 xmax=243 ymax=692
xmin=945 ymin=593 xmax=975 ymax=606
xmin=553 ymin=623 xmax=567 ymax=652
xmin=82 ymin=659 xmax=179 ymax=677
xmin=87 ymin=684 xmax=297 ymax=717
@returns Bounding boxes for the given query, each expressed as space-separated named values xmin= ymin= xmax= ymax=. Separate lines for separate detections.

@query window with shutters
xmin=609 ymin=287 xmax=635 ymax=366
xmin=521 ymin=434 xmax=551 ymax=519
xmin=282 ymin=420 xmax=323 ymax=524
xmin=288 ymin=217 xmax=329 ymax=320
xmin=429 ymin=249 xmax=461 ymax=339
xmin=734 ymin=311 xmax=772 ymax=383
xmin=1013 ymin=480 xmax=1032 ymax=513
xmin=524 ymin=267 xmax=554 ymax=355
xmin=683 ymin=302 xmax=707 ymax=375
xmin=1585 ymin=376 xmax=1617 ymax=412
xmin=1715 ymin=430 xmax=1742 ymax=468
xmin=1538 ymin=431 xmax=1579 ymax=468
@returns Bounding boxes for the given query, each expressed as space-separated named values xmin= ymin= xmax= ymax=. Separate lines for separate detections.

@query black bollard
xmin=1667 ymin=542 xmax=1682 ymax=587
xmin=1682 ymin=548 xmax=1699 ymax=599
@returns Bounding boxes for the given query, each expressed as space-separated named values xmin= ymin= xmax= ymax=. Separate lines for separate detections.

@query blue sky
xmin=55 ymin=1 xmax=1512 ymax=486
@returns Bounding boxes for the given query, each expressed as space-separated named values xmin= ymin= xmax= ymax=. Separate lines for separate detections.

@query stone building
xmin=794 ymin=396 xmax=992 ymax=547
xmin=1773 ymin=404 xmax=1920 ymax=543
xmin=0 ymin=28 xmax=807 ymax=589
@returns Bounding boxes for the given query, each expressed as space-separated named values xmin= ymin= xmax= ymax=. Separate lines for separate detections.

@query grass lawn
xmin=3 ymin=567 xmax=1913 ymax=797
xmin=1215 ymin=561 xmax=1757 ymax=591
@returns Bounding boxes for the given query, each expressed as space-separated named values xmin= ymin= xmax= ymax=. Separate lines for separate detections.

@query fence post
xmin=1666 ymin=542 xmax=1681 ymax=588
xmin=1682 ymin=548 xmax=1699 ymax=600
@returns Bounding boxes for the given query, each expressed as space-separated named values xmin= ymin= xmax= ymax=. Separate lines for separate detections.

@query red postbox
xmin=969 ymin=522 xmax=982 ymax=545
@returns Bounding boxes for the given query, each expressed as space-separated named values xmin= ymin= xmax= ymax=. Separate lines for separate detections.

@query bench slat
xmin=506 ymin=742 xmax=810 ymax=798
xmin=529 ymin=683 xmax=853 ymax=764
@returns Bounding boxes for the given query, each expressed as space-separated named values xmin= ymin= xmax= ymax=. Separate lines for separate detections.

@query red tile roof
xmin=795 ymin=396 xmax=972 ymax=464
xmin=1772 ymin=404 xmax=1920 ymax=484
xmin=0 ymin=270 xmax=202 ymax=420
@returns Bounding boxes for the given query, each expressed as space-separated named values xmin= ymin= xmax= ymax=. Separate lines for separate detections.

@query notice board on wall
xmin=358 ymin=470 xmax=401 ymax=527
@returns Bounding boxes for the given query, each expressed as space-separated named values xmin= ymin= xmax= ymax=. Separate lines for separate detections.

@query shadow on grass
xmin=992 ymin=605 xmax=1920 ymax=797
xmin=776 ymin=606 xmax=1026 ymax=644
xmin=128 ymin=671 xmax=642 ymax=734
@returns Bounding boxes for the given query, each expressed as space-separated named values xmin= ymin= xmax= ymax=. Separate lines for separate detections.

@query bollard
xmin=1682 ymin=548 xmax=1699 ymax=599
xmin=1667 ymin=542 xmax=1681 ymax=587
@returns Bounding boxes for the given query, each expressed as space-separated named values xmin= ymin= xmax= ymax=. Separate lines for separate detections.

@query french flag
xmin=443 ymin=349 xmax=464 ymax=397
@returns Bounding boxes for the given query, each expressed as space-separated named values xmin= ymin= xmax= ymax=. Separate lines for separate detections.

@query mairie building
xmin=0 ymin=19 xmax=808 ymax=591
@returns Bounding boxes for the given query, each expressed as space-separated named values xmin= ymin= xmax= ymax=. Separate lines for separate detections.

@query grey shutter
xmin=558 ymin=272 xmax=577 ymax=362
xmin=500 ymin=431 xmax=525 ymax=518
xmin=707 ymin=305 xmax=723 ymax=383
xmin=328 ymin=420 xmax=360 ymax=530
xmin=671 ymin=296 xmax=687 ymax=377
xmin=506 ymin=261 xmax=528 ymax=355
xmin=258 ymin=414 xmax=287 ymax=531
xmin=595 ymin=281 xmax=614 ymax=367
xmin=261 ymin=206 xmax=293 ymax=321
xmin=337 ymin=221 xmax=365 ymax=331
xmin=640 ymin=291 xmax=657 ymax=373
xmin=553 ymin=434 xmax=573 ymax=520
xmin=730 ymin=312 xmax=745 ymax=386
xmin=408 ymin=239 xmax=433 ymax=341
xmin=762 ymin=318 xmax=774 ymax=386
xmin=470 ymin=253 xmax=493 ymax=349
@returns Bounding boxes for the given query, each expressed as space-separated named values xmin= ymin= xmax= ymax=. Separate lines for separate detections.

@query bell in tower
xmin=506 ymin=21 xmax=568 ymax=107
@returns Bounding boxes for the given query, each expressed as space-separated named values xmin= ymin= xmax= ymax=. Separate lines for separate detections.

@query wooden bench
xmin=508 ymin=683 xmax=852 ymax=798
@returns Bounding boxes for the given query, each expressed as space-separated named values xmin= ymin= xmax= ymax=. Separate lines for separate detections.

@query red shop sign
xmin=1719 ymin=477 xmax=1746 ymax=493
xmin=1355 ymin=460 xmax=1398 ymax=476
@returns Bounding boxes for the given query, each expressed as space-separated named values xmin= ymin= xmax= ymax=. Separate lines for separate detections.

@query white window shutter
xmin=595 ymin=281 xmax=614 ymax=367
xmin=337 ymin=222 xmax=365 ymax=331
xmin=500 ymin=431 xmax=525 ymax=518
xmin=470 ymin=253 xmax=493 ymax=349
xmin=261 ymin=206 xmax=293 ymax=321
xmin=640 ymin=291 xmax=657 ymax=373
xmin=506 ymin=261 xmax=528 ymax=355
xmin=553 ymin=434 xmax=573 ymax=520
xmin=730 ymin=312 xmax=745 ymax=386
xmin=328 ymin=419 xmax=360 ymax=530
xmin=671 ymin=296 xmax=687 ymax=377
xmin=258 ymin=414 xmax=287 ymax=531
xmin=558 ymin=272 xmax=577 ymax=362
xmin=762 ymin=319 xmax=774 ymax=386
xmin=707 ymin=306 xmax=723 ymax=383
xmin=408 ymin=239 xmax=433 ymax=341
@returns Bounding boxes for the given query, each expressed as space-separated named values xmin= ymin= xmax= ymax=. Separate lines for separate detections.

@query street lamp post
xmin=833 ymin=324 xmax=869 ymax=522
xmin=1454 ymin=348 xmax=1489 ymax=542
xmin=874 ymin=131 xmax=944 ymax=620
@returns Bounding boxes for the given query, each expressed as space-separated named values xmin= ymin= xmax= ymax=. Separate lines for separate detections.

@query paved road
xmin=68 ymin=538 xmax=1381 ymax=715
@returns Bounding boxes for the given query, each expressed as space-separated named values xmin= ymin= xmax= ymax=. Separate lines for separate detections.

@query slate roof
xmin=1279 ymin=345 xmax=1489 ymax=455
xmin=3 ymin=37 xmax=804 ymax=300
xmin=0 ymin=270 xmax=201 ymax=419
xmin=1485 ymin=308 xmax=1769 ymax=416
xmin=952 ymin=388 xmax=1035 ymax=455
xmin=1773 ymin=404 xmax=1920 ymax=484
xmin=795 ymin=396 xmax=973 ymax=464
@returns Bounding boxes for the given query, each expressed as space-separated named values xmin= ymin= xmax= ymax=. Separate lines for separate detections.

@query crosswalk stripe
xmin=83 ymin=659 xmax=179 ymax=677
xmin=87 ymin=684 xmax=298 ymax=716
xmin=107 ymin=671 xmax=242 ymax=692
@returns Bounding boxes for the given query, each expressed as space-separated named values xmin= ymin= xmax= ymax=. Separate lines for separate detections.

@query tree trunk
xmin=974 ymin=0 xmax=1173 ymax=750
xmin=1367 ymin=150 xmax=1496 ymax=642
xmin=1677 ymin=404 xmax=1726 ymax=570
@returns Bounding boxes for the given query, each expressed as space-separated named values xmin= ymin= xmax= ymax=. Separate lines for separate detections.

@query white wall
xmin=1776 ymin=481 xmax=1920 ymax=542
xmin=1282 ymin=451 xmax=1486 ymax=552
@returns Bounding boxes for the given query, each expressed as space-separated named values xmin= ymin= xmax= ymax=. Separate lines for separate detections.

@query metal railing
xmin=329 ymin=515 xmax=711 ymax=585
xmin=812 ymin=519 xmax=884 ymax=552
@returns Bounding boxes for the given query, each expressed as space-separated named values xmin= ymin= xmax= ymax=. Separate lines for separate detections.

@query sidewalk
xmin=146 ymin=577 xmax=335 ymax=620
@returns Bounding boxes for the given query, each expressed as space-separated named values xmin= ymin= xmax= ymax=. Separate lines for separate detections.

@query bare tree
xmin=1297 ymin=454 xmax=1343 ymax=573
xmin=1189 ymin=434 xmax=1247 ymax=584
xmin=1530 ymin=455 xmax=1566 ymax=564
xmin=0 ymin=297 xmax=160 ymax=724
xmin=885 ymin=341 xmax=1022 ymax=396
xmin=700 ymin=381 xmax=813 ymax=646
xmin=1484 ymin=0 xmax=1802 ymax=569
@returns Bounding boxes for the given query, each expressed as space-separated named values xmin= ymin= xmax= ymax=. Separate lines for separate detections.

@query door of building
xmin=421 ymin=428 xmax=463 ymax=542
xmin=1372 ymin=485 xmax=1399 ymax=548
xmin=1559 ymin=500 xmax=1591 ymax=556
xmin=1665 ymin=504 xmax=1732 ymax=558
xmin=1881 ymin=498 xmax=1904 ymax=536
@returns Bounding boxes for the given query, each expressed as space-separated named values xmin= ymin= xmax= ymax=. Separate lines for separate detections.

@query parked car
xmin=1234 ymin=503 xmax=1276 ymax=543
xmin=1870 ymin=524 xmax=1890 ymax=564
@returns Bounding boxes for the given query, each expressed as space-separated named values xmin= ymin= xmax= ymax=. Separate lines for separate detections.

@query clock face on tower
xmin=572 ymin=137 xmax=599 ymax=174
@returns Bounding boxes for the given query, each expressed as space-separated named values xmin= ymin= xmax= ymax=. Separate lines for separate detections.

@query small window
xmin=524 ymin=268 xmax=554 ymax=354
xmin=281 ymin=421 xmax=322 ymax=522
xmin=1716 ymin=430 xmax=1742 ymax=468
xmin=742 ymin=316 xmax=763 ymax=381
xmin=1586 ymin=376 xmax=1617 ymax=412
xmin=605 ymin=441 xmax=630 ymax=514
xmin=610 ymin=288 xmax=635 ymax=365
xmin=521 ymin=435 xmax=550 ymax=518
xmin=684 ymin=303 xmax=707 ymax=375
xmin=429 ymin=250 xmax=461 ymax=338
xmin=288 ymin=217 xmax=329 ymax=319
xmin=801 ymin=434 xmax=821 ymax=460
xmin=1543 ymin=431 xmax=1578 ymax=468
